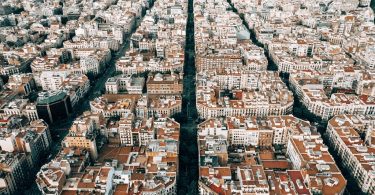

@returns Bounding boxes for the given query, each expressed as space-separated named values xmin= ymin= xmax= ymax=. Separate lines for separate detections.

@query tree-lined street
xmin=177 ymin=0 xmax=199 ymax=193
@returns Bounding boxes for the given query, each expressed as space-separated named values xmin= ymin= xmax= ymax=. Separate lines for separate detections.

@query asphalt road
xmin=177 ymin=0 xmax=200 ymax=194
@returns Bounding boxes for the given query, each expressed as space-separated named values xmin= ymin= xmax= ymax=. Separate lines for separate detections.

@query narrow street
xmin=227 ymin=0 xmax=322 ymax=124
xmin=24 ymin=3 xmax=155 ymax=194
xmin=177 ymin=0 xmax=199 ymax=193
xmin=227 ymin=1 xmax=368 ymax=194
xmin=48 ymin=2 xmax=154 ymax=150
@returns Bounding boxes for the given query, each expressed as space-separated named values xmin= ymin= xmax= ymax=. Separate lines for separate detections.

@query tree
xmin=6 ymin=36 xmax=17 ymax=45
xmin=86 ymin=72 xmax=96 ymax=81
xmin=27 ymin=91 xmax=39 ymax=102
xmin=53 ymin=8 xmax=63 ymax=15
xmin=0 ymin=18 xmax=12 ymax=27
xmin=187 ymin=180 xmax=198 ymax=195
xmin=111 ymin=71 xmax=122 ymax=77
xmin=61 ymin=16 xmax=68 ymax=25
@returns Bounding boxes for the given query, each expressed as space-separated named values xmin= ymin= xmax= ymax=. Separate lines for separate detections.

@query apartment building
xmin=326 ymin=115 xmax=375 ymax=194
xmin=116 ymin=0 xmax=187 ymax=75
xmin=90 ymin=94 xmax=139 ymax=118
xmin=5 ymin=73 xmax=35 ymax=95
xmin=105 ymin=74 xmax=145 ymax=94
xmin=0 ymin=152 xmax=32 ymax=194
xmin=62 ymin=115 xmax=99 ymax=160
xmin=148 ymin=95 xmax=182 ymax=117
xmin=146 ymin=72 xmax=183 ymax=95
xmin=38 ymin=117 xmax=179 ymax=194
xmin=196 ymin=84 xmax=293 ymax=119
xmin=289 ymin=70 xmax=375 ymax=119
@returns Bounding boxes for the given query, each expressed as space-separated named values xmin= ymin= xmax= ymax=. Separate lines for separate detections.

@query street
xmin=177 ymin=0 xmax=199 ymax=193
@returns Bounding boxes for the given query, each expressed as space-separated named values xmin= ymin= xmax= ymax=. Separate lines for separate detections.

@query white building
xmin=105 ymin=75 xmax=145 ymax=94
xmin=40 ymin=71 xmax=69 ymax=91
xmin=326 ymin=115 xmax=375 ymax=194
